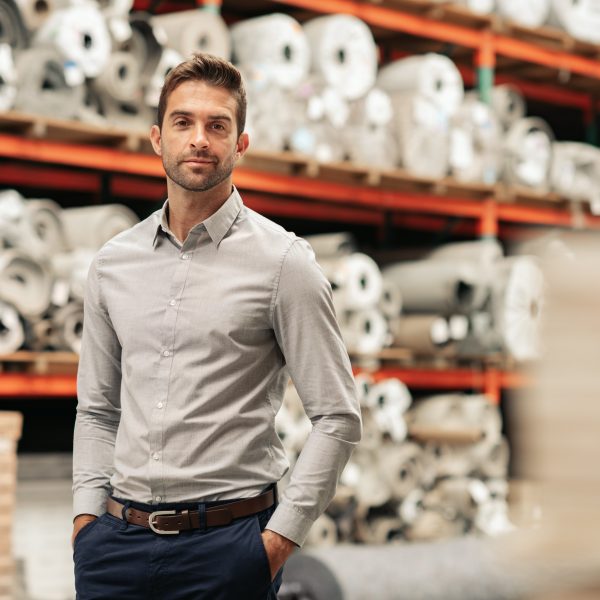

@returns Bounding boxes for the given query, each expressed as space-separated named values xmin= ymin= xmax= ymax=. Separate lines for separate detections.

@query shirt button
xmin=169 ymin=299 xmax=176 ymax=306
xmin=157 ymin=402 xmax=164 ymax=409
xmin=162 ymin=350 xmax=170 ymax=357
xmin=153 ymin=453 xmax=159 ymax=461
xmin=155 ymin=496 xmax=162 ymax=502
xmin=181 ymin=253 xmax=190 ymax=260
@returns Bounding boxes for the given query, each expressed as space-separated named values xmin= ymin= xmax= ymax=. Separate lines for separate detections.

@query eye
xmin=174 ymin=119 xmax=189 ymax=127
xmin=211 ymin=122 xmax=226 ymax=131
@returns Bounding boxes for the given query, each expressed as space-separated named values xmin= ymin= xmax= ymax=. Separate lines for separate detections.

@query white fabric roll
xmin=145 ymin=47 xmax=183 ymax=108
xmin=231 ymin=13 xmax=309 ymax=90
xmin=305 ymin=514 xmax=338 ymax=547
xmin=0 ymin=43 xmax=16 ymax=110
xmin=451 ymin=0 xmax=495 ymax=13
xmin=379 ymin=442 xmax=422 ymax=499
xmin=448 ymin=315 xmax=469 ymax=341
xmin=13 ymin=0 xmax=69 ymax=32
xmin=366 ymin=379 xmax=412 ymax=442
xmin=549 ymin=0 xmax=600 ymax=43
xmin=303 ymin=14 xmax=377 ymax=100
xmin=354 ymin=372 xmax=374 ymax=407
xmin=304 ymin=232 xmax=356 ymax=259
xmin=496 ymin=0 xmax=551 ymax=27
xmin=60 ymin=204 xmax=139 ymax=251
xmin=34 ymin=3 xmax=112 ymax=78
xmin=0 ymin=250 xmax=53 ymax=317
xmin=449 ymin=97 xmax=503 ymax=184
xmin=382 ymin=259 xmax=488 ymax=314
xmin=127 ymin=15 xmax=162 ymax=82
xmin=0 ymin=0 xmax=27 ymax=48
xmin=348 ymin=88 xmax=394 ymax=127
xmin=342 ymin=124 xmax=400 ymax=170
xmin=424 ymin=477 xmax=490 ymax=521
xmin=24 ymin=199 xmax=67 ymax=257
xmin=489 ymin=85 xmax=526 ymax=130
xmin=152 ymin=9 xmax=230 ymax=61
xmin=320 ymin=253 xmax=383 ymax=312
xmin=359 ymin=517 xmax=403 ymax=544
xmin=550 ymin=142 xmax=600 ymax=205
xmin=0 ymin=300 xmax=24 ymax=354
xmin=14 ymin=45 xmax=85 ymax=119
xmin=492 ymin=256 xmax=544 ymax=361
xmin=379 ymin=281 xmax=403 ymax=321
xmin=50 ymin=249 xmax=95 ymax=302
xmin=503 ymin=117 xmax=554 ymax=191
xmin=428 ymin=238 xmax=504 ymax=265
xmin=339 ymin=308 xmax=389 ymax=355
xmin=289 ymin=121 xmax=346 ymax=163
xmin=93 ymin=51 xmax=142 ymax=104
xmin=389 ymin=315 xmax=450 ymax=353
xmin=377 ymin=54 xmax=464 ymax=118
xmin=50 ymin=301 xmax=83 ymax=353
xmin=387 ymin=93 xmax=450 ymax=178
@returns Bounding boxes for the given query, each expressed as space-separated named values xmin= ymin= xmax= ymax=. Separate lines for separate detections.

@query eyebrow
xmin=168 ymin=110 xmax=232 ymax=122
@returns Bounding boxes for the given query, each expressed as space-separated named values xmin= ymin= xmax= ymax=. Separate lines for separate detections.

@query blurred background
xmin=0 ymin=0 xmax=600 ymax=598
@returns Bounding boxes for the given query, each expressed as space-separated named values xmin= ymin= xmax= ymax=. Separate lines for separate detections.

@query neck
xmin=166 ymin=177 xmax=232 ymax=243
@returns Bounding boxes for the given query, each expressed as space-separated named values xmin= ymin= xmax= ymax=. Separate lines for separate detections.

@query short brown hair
xmin=157 ymin=53 xmax=246 ymax=135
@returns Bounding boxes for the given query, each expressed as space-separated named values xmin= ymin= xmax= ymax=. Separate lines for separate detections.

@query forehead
xmin=166 ymin=80 xmax=237 ymax=118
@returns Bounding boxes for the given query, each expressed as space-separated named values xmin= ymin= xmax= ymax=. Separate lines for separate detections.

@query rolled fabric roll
xmin=60 ymin=204 xmax=138 ymax=251
xmin=478 ymin=437 xmax=510 ymax=479
xmin=231 ymin=13 xmax=309 ymax=90
xmin=492 ymin=256 xmax=544 ymax=361
xmin=550 ymin=142 xmax=600 ymax=204
xmin=126 ymin=15 xmax=162 ymax=83
xmin=549 ymin=0 xmax=600 ymax=43
xmin=447 ymin=314 xmax=469 ymax=341
xmin=0 ymin=250 xmax=53 ymax=317
xmin=348 ymin=88 xmax=394 ymax=128
xmin=0 ymin=0 xmax=27 ymax=48
xmin=366 ymin=379 xmax=412 ymax=442
xmin=503 ymin=117 xmax=554 ymax=191
xmin=428 ymin=238 xmax=503 ymax=265
xmin=49 ymin=301 xmax=83 ymax=353
xmin=353 ymin=372 xmax=374 ymax=407
xmin=378 ymin=280 xmax=403 ymax=321
xmin=379 ymin=441 xmax=422 ymax=499
xmin=377 ymin=54 xmax=464 ymax=118
xmin=449 ymin=97 xmax=503 ymax=184
xmin=14 ymin=45 xmax=85 ymax=119
xmin=496 ymin=0 xmax=551 ymax=27
xmin=389 ymin=314 xmax=450 ymax=353
xmin=145 ymin=47 xmax=183 ymax=108
xmin=24 ymin=199 xmax=67 ymax=257
xmin=319 ymin=253 xmax=383 ymax=312
xmin=450 ymin=0 xmax=495 ymax=13
xmin=14 ymin=0 xmax=71 ymax=32
xmin=359 ymin=517 xmax=403 ymax=544
xmin=405 ymin=508 xmax=467 ymax=541
xmin=98 ymin=93 xmax=154 ymax=131
xmin=489 ymin=85 xmax=526 ymax=131
xmin=382 ymin=259 xmax=488 ymax=314
xmin=50 ymin=249 xmax=95 ymax=302
xmin=358 ymin=407 xmax=384 ymax=450
xmin=342 ymin=124 xmax=400 ymax=170
xmin=305 ymin=514 xmax=338 ymax=547
xmin=289 ymin=120 xmax=346 ymax=163
xmin=93 ymin=51 xmax=142 ymax=104
xmin=339 ymin=308 xmax=389 ymax=355
xmin=152 ymin=9 xmax=230 ymax=61
xmin=304 ymin=232 xmax=356 ymax=259
xmin=424 ymin=477 xmax=490 ymax=522
xmin=34 ymin=3 xmax=112 ymax=79
xmin=350 ymin=449 xmax=392 ymax=507
xmin=422 ymin=442 xmax=476 ymax=480
xmin=303 ymin=14 xmax=377 ymax=100
xmin=386 ymin=93 xmax=450 ymax=178
xmin=0 ymin=43 xmax=17 ymax=110
xmin=0 ymin=300 xmax=24 ymax=353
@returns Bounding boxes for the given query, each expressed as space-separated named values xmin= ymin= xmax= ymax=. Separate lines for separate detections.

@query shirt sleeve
xmin=267 ymin=238 xmax=362 ymax=546
xmin=72 ymin=253 xmax=122 ymax=520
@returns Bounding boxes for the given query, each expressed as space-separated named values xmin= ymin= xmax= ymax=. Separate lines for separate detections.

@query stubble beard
xmin=162 ymin=149 xmax=236 ymax=193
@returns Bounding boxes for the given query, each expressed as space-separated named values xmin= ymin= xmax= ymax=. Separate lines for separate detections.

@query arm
xmin=266 ymin=239 xmax=362 ymax=553
xmin=72 ymin=254 xmax=122 ymax=540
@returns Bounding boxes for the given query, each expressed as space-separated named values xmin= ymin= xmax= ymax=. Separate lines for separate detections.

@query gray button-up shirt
xmin=72 ymin=187 xmax=361 ymax=545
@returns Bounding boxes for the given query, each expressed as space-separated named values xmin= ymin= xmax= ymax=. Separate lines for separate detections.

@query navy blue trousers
xmin=73 ymin=496 xmax=283 ymax=599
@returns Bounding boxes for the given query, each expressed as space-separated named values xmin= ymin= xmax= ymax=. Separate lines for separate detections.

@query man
xmin=72 ymin=53 xmax=361 ymax=599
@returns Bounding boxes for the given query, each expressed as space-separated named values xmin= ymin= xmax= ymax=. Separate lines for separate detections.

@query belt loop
xmin=197 ymin=503 xmax=207 ymax=531
xmin=120 ymin=500 xmax=131 ymax=531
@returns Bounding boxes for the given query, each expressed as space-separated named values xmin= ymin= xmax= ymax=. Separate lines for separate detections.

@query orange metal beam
xmin=0 ymin=374 xmax=77 ymax=398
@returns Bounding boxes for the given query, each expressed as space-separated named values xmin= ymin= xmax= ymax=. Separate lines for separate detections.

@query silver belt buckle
xmin=148 ymin=509 xmax=179 ymax=535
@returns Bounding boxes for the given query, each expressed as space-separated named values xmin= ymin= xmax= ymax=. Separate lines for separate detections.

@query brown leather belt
xmin=106 ymin=489 xmax=275 ymax=535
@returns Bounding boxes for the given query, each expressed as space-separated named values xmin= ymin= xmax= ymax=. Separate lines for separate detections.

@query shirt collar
xmin=153 ymin=187 xmax=243 ymax=248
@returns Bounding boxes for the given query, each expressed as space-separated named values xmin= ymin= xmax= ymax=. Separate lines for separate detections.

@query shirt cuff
xmin=73 ymin=488 xmax=109 ymax=521
xmin=265 ymin=501 xmax=314 ymax=547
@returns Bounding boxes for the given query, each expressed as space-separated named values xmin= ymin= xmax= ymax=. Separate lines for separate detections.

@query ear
xmin=235 ymin=131 xmax=249 ymax=160
xmin=150 ymin=124 xmax=162 ymax=157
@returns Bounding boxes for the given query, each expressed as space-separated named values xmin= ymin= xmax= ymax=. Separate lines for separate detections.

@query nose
xmin=190 ymin=124 xmax=209 ymax=149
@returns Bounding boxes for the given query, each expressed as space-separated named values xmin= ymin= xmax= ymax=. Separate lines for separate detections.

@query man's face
xmin=150 ymin=80 xmax=248 ymax=193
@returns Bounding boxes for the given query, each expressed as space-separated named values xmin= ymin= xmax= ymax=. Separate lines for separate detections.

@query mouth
xmin=183 ymin=159 xmax=215 ymax=164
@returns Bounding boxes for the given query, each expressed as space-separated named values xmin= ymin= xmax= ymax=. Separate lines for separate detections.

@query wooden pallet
xmin=0 ymin=351 xmax=79 ymax=376
xmin=408 ymin=423 xmax=484 ymax=444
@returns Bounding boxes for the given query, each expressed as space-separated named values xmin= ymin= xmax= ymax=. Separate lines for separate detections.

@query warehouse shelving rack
xmin=1 ymin=0 xmax=599 ymax=401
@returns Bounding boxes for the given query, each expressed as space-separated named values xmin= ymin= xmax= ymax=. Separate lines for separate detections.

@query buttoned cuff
xmin=265 ymin=501 xmax=314 ymax=547
xmin=73 ymin=488 xmax=109 ymax=521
